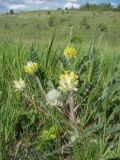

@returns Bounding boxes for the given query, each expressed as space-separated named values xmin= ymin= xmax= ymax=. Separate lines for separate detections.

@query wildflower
xmin=70 ymin=132 xmax=79 ymax=142
xmin=24 ymin=61 xmax=38 ymax=74
xmin=46 ymin=89 xmax=61 ymax=106
xmin=59 ymin=71 xmax=78 ymax=92
xmin=64 ymin=47 xmax=77 ymax=59
xmin=13 ymin=79 xmax=26 ymax=91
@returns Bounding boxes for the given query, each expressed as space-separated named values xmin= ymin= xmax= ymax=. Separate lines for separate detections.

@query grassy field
xmin=0 ymin=10 xmax=120 ymax=160
xmin=0 ymin=10 xmax=120 ymax=46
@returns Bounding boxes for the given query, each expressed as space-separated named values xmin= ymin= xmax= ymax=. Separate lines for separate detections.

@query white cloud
xmin=64 ymin=0 xmax=80 ymax=9
xmin=67 ymin=0 xmax=78 ymax=2
xmin=111 ymin=2 xmax=118 ymax=7
xmin=0 ymin=0 xmax=60 ymax=12
xmin=7 ymin=4 xmax=27 ymax=10
xmin=24 ymin=0 xmax=47 ymax=5
xmin=64 ymin=2 xmax=80 ymax=9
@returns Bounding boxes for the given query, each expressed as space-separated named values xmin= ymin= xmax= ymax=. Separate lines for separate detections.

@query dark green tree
xmin=9 ymin=9 xmax=14 ymax=15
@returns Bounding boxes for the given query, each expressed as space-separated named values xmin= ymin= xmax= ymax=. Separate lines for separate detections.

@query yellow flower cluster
xmin=24 ymin=61 xmax=38 ymax=74
xmin=59 ymin=71 xmax=78 ymax=92
xmin=64 ymin=47 xmax=77 ymax=58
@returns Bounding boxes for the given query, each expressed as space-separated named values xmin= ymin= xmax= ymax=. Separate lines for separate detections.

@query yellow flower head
xmin=24 ymin=61 xmax=38 ymax=74
xmin=64 ymin=47 xmax=77 ymax=59
xmin=59 ymin=71 xmax=78 ymax=92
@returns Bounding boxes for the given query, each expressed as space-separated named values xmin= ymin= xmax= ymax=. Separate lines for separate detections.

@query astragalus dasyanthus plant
xmin=13 ymin=47 xmax=80 ymax=143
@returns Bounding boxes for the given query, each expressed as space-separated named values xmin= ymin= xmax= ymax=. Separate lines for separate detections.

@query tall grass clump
xmin=0 ymin=33 xmax=120 ymax=160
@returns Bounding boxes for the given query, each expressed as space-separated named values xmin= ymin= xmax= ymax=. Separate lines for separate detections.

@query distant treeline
xmin=79 ymin=3 xmax=120 ymax=11
xmin=59 ymin=3 xmax=120 ymax=11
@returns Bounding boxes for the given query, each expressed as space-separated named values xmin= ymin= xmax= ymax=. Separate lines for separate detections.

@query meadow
xmin=0 ymin=9 xmax=120 ymax=160
xmin=0 ymin=10 xmax=120 ymax=45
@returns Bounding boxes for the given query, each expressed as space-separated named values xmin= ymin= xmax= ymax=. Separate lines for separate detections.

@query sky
xmin=0 ymin=0 xmax=120 ymax=12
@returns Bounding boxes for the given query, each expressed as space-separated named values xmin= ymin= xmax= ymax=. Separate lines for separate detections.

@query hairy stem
xmin=68 ymin=91 xmax=78 ymax=136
